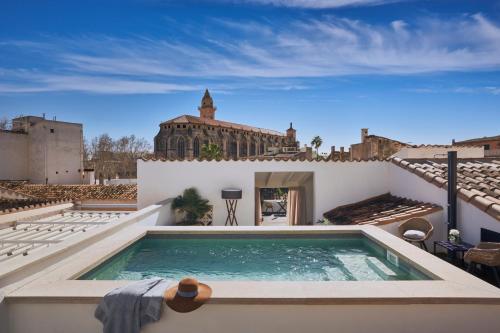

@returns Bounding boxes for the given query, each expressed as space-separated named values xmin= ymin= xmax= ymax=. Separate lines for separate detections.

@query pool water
xmin=79 ymin=235 xmax=430 ymax=281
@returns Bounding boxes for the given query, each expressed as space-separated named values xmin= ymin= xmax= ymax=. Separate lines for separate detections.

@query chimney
xmin=340 ymin=147 xmax=345 ymax=161
xmin=447 ymin=151 xmax=457 ymax=232
xmin=331 ymin=146 xmax=336 ymax=156
xmin=305 ymin=147 xmax=312 ymax=159
xmin=452 ymin=139 xmax=456 ymax=145
xmin=361 ymin=128 xmax=368 ymax=143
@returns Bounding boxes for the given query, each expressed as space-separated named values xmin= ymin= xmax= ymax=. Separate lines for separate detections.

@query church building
xmin=154 ymin=90 xmax=299 ymax=159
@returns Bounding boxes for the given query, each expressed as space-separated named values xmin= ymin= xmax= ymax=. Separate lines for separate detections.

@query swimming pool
xmin=80 ymin=234 xmax=430 ymax=281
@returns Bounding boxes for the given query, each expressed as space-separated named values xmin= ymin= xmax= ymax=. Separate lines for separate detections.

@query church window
xmin=193 ymin=137 xmax=200 ymax=158
xmin=229 ymin=140 xmax=237 ymax=158
xmin=177 ymin=137 xmax=185 ymax=159
xmin=240 ymin=138 xmax=247 ymax=157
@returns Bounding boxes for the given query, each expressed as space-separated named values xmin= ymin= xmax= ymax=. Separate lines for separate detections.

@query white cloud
xmin=239 ymin=0 xmax=402 ymax=8
xmin=1 ymin=12 xmax=500 ymax=94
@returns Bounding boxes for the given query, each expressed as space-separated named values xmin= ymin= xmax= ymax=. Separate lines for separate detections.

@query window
xmin=260 ymin=142 xmax=265 ymax=155
xmin=229 ymin=140 xmax=237 ymax=158
xmin=250 ymin=142 xmax=256 ymax=156
xmin=484 ymin=144 xmax=490 ymax=150
xmin=240 ymin=138 xmax=247 ymax=157
xmin=177 ymin=137 xmax=185 ymax=159
xmin=193 ymin=137 xmax=200 ymax=158
xmin=50 ymin=129 xmax=54 ymax=133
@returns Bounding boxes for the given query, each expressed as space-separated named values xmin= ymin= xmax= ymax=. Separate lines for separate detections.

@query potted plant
xmin=171 ymin=188 xmax=211 ymax=225
xmin=449 ymin=229 xmax=461 ymax=244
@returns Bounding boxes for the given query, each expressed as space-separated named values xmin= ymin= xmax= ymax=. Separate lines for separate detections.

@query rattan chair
xmin=465 ymin=242 xmax=500 ymax=286
xmin=398 ymin=218 xmax=434 ymax=251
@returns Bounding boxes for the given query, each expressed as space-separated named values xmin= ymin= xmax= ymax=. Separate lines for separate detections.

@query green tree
xmin=172 ymin=188 xmax=211 ymax=225
xmin=311 ymin=136 xmax=323 ymax=160
xmin=201 ymin=143 xmax=223 ymax=159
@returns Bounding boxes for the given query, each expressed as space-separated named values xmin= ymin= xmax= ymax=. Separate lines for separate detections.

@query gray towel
xmin=95 ymin=278 xmax=173 ymax=333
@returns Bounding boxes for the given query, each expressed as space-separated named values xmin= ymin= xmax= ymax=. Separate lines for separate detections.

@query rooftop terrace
xmin=0 ymin=210 xmax=129 ymax=263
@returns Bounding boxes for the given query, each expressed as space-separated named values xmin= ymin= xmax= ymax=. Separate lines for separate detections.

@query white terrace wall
xmin=6 ymin=302 xmax=500 ymax=333
xmin=388 ymin=164 xmax=499 ymax=245
xmin=138 ymin=160 xmax=389 ymax=226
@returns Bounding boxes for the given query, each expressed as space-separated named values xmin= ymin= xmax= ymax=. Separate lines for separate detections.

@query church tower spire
xmin=199 ymin=89 xmax=216 ymax=119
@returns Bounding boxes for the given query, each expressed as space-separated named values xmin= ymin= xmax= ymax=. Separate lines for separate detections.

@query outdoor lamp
xmin=221 ymin=188 xmax=242 ymax=226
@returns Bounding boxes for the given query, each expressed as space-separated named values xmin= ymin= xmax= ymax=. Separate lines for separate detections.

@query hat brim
xmin=164 ymin=283 xmax=212 ymax=313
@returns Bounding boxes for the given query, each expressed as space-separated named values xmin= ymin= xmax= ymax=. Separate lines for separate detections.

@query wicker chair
xmin=398 ymin=218 xmax=434 ymax=251
xmin=465 ymin=242 xmax=500 ymax=286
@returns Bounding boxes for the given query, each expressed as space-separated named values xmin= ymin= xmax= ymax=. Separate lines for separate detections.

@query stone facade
xmin=350 ymin=128 xmax=409 ymax=160
xmin=453 ymin=135 xmax=500 ymax=157
xmin=154 ymin=90 xmax=299 ymax=159
xmin=0 ymin=116 xmax=84 ymax=184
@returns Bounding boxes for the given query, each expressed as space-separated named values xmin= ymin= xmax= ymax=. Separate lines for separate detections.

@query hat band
xmin=177 ymin=290 xmax=198 ymax=298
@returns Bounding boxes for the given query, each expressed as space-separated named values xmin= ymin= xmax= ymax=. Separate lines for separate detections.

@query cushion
xmin=403 ymin=229 xmax=426 ymax=240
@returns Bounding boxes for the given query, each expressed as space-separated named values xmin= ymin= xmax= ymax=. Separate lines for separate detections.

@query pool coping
xmin=4 ymin=225 xmax=500 ymax=305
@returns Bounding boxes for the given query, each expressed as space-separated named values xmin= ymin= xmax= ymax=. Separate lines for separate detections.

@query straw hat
xmin=164 ymin=278 xmax=212 ymax=313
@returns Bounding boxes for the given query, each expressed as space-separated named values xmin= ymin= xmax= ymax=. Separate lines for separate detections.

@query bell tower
xmin=198 ymin=89 xmax=216 ymax=119
xmin=286 ymin=122 xmax=296 ymax=142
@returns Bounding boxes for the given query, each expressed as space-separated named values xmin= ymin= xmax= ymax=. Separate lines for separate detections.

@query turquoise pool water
xmin=79 ymin=235 xmax=430 ymax=281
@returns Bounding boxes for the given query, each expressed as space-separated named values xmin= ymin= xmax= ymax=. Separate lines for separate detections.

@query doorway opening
xmin=255 ymin=172 xmax=314 ymax=226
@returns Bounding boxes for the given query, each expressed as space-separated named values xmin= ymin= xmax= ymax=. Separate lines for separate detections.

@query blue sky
xmin=1 ymin=0 xmax=499 ymax=151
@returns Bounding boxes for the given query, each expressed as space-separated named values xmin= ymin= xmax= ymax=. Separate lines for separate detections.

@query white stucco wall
xmin=5 ymin=302 xmax=500 ymax=333
xmin=388 ymin=164 xmax=499 ymax=244
xmin=28 ymin=120 xmax=83 ymax=184
xmin=0 ymin=118 xmax=84 ymax=184
xmin=0 ymin=131 xmax=28 ymax=180
xmin=138 ymin=160 xmax=390 ymax=226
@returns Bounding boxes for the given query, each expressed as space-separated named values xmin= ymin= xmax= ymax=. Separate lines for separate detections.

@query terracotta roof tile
xmin=161 ymin=115 xmax=285 ymax=136
xmin=0 ymin=198 xmax=71 ymax=215
xmin=323 ymin=193 xmax=442 ymax=226
xmin=0 ymin=182 xmax=136 ymax=201
xmin=392 ymin=158 xmax=500 ymax=221
xmin=140 ymin=156 xmax=390 ymax=162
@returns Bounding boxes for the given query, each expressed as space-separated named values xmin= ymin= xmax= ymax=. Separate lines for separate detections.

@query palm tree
xmin=311 ymin=136 xmax=323 ymax=160
xmin=201 ymin=143 xmax=222 ymax=160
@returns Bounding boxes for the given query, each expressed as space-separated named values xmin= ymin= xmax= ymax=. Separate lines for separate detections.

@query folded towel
xmin=95 ymin=277 xmax=173 ymax=333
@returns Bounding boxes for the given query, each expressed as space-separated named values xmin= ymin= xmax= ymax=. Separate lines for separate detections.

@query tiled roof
xmin=0 ymin=198 xmax=71 ymax=215
xmin=454 ymin=135 xmax=500 ymax=144
xmin=391 ymin=158 xmax=500 ymax=221
xmin=362 ymin=134 xmax=411 ymax=146
xmin=161 ymin=115 xmax=285 ymax=136
xmin=0 ymin=182 xmax=137 ymax=201
xmin=323 ymin=193 xmax=442 ymax=225
xmin=140 ymin=156 xmax=389 ymax=162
